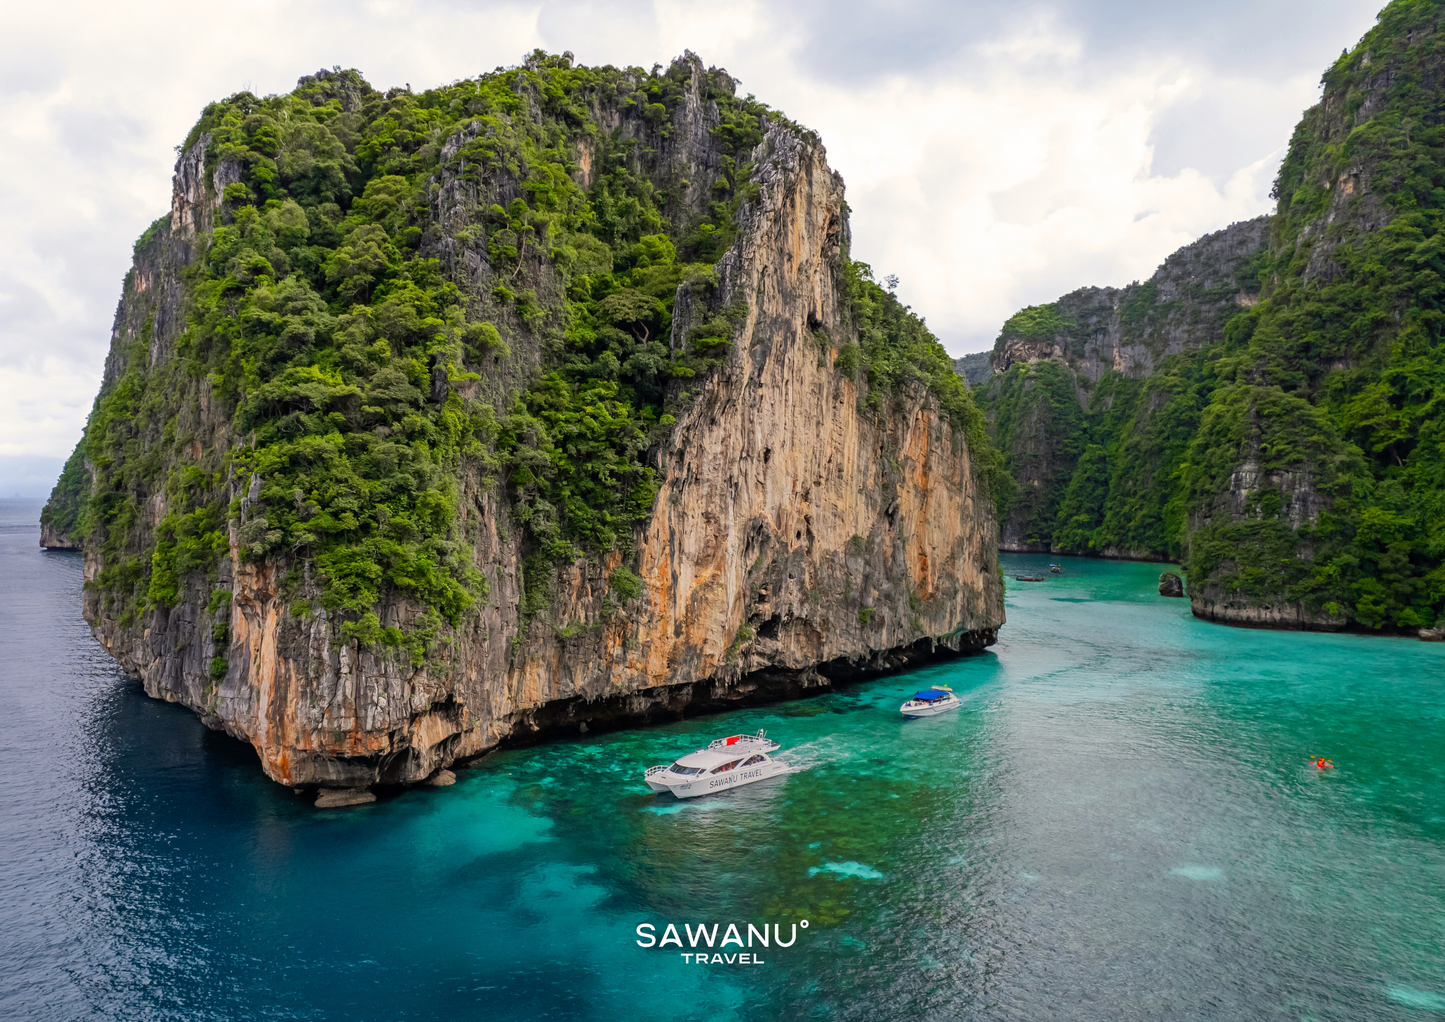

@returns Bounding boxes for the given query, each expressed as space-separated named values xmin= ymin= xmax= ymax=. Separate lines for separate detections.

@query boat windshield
xmin=669 ymin=763 xmax=704 ymax=775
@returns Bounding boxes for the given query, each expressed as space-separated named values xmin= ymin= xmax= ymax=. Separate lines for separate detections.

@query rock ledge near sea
xmin=315 ymin=787 xmax=376 ymax=808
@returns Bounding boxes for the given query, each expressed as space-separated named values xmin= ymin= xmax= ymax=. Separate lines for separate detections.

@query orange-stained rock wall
xmin=82 ymin=117 xmax=1003 ymax=788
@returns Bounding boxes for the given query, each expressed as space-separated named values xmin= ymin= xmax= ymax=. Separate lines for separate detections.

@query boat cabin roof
xmin=673 ymin=734 xmax=774 ymax=768
xmin=911 ymin=689 xmax=952 ymax=702
xmin=674 ymin=747 xmax=768 ymax=768
xmin=708 ymin=733 xmax=769 ymax=749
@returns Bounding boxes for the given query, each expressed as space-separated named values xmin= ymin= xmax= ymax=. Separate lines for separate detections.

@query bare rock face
xmin=985 ymin=217 xmax=1273 ymax=555
xmin=1188 ymin=595 xmax=1347 ymax=631
xmin=1419 ymin=627 xmax=1444 ymax=642
xmin=314 ymin=788 xmax=377 ymax=808
xmin=69 ymin=70 xmax=1004 ymax=789
xmin=1158 ymin=572 xmax=1184 ymax=598
xmin=40 ymin=523 xmax=79 ymax=551
xmin=992 ymin=217 xmax=1270 ymax=385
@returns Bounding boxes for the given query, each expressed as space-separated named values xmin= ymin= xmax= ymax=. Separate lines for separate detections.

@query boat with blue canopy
xmin=900 ymin=685 xmax=960 ymax=718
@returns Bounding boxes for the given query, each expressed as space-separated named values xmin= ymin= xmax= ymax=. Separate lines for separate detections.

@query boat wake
xmin=641 ymin=800 xmax=735 ymax=816
xmin=773 ymin=737 xmax=845 ymax=775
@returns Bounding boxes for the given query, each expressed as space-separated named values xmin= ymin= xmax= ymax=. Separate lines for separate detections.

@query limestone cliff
xmin=39 ymin=522 xmax=80 ymax=550
xmin=991 ymin=217 xmax=1269 ymax=386
xmin=47 ymin=54 xmax=1003 ymax=786
xmin=983 ymin=217 xmax=1269 ymax=555
xmin=952 ymin=352 xmax=992 ymax=390
xmin=977 ymin=0 xmax=1445 ymax=636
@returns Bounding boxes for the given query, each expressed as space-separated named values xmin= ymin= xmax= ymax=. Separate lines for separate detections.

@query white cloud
xmin=0 ymin=0 xmax=1384 ymax=490
xmin=789 ymin=63 xmax=1281 ymax=349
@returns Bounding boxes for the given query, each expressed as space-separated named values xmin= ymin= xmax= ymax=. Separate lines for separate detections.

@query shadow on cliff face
xmin=493 ymin=635 xmax=1000 ymax=755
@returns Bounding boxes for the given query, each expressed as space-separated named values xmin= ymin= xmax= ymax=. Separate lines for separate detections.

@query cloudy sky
xmin=0 ymin=0 xmax=1385 ymax=496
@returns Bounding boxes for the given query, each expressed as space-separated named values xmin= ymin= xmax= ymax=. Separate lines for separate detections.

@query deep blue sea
xmin=1 ymin=496 xmax=1443 ymax=1021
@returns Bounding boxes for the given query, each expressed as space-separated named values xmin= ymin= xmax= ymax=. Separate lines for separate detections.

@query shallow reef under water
xmin=1 ymin=498 xmax=1442 ymax=1021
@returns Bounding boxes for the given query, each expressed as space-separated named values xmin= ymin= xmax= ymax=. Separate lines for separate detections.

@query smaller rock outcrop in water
xmin=1159 ymin=572 xmax=1184 ymax=598
xmin=40 ymin=445 xmax=87 ymax=550
xmin=427 ymin=770 xmax=457 ymax=787
xmin=1421 ymin=627 xmax=1444 ymax=642
xmin=1189 ymin=596 xmax=1347 ymax=631
xmin=315 ymin=788 xmax=376 ymax=808
xmin=39 ymin=523 xmax=80 ymax=551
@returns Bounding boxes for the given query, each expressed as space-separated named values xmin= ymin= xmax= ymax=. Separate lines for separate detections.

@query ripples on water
xmin=1 ymin=497 xmax=1442 ymax=1020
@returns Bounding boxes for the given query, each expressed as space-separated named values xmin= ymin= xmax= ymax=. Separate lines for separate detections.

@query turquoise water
xmin=2 ymin=497 xmax=1443 ymax=1020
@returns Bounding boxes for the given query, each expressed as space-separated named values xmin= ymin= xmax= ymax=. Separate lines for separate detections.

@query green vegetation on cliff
xmin=39 ymin=445 xmax=87 ymax=543
xmin=48 ymin=51 xmax=999 ymax=656
xmin=64 ymin=55 xmax=765 ymax=647
xmin=1183 ymin=0 xmax=1445 ymax=628
xmin=987 ymin=359 xmax=1085 ymax=546
xmin=989 ymin=350 xmax=1224 ymax=560
xmin=840 ymin=261 xmax=1009 ymax=508
xmin=999 ymin=303 xmax=1072 ymax=342
xmin=981 ymin=0 xmax=1445 ymax=631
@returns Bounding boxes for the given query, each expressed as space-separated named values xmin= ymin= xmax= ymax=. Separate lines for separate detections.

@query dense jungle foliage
xmin=72 ymin=54 xmax=775 ymax=651
xmin=986 ymin=339 xmax=1233 ymax=562
xmin=39 ymin=444 xmax=87 ymax=542
xmin=1186 ymin=0 xmax=1445 ymax=629
xmin=57 ymin=50 xmax=998 ymax=657
xmin=981 ymin=0 xmax=1445 ymax=631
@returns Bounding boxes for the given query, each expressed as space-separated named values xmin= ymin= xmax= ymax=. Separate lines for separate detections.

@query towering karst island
xmin=42 ymin=53 xmax=1006 ymax=787
xmin=978 ymin=0 xmax=1445 ymax=635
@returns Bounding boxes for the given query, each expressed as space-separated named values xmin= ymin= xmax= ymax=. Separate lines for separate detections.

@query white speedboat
xmin=900 ymin=686 xmax=960 ymax=718
xmin=644 ymin=730 xmax=788 ymax=798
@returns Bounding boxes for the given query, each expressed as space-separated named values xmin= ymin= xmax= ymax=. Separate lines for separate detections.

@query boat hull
xmin=900 ymin=697 xmax=960 ymax=718
xmin=651 ymin=760 xmax=790 ymax=798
